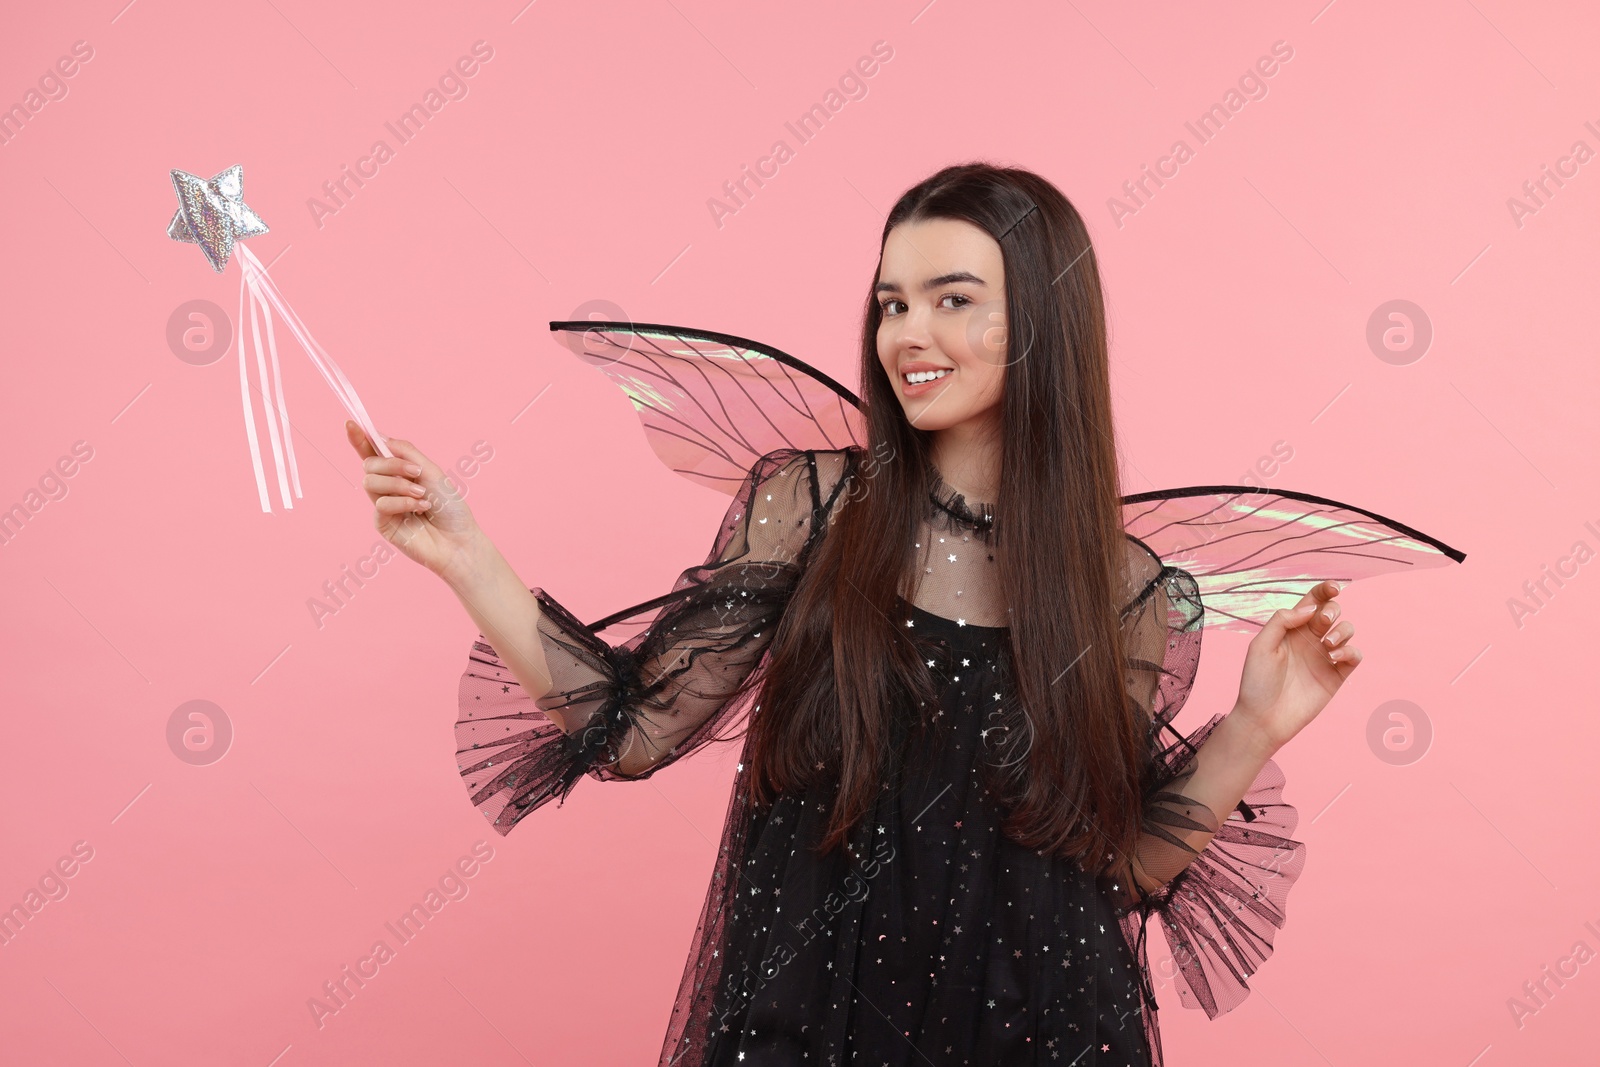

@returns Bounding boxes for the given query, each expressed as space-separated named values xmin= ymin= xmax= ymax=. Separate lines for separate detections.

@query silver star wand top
xmin=168 ymin=165 xmax=269 ymax=273
xmin=168 ymin=164 xmax=391 ymax=511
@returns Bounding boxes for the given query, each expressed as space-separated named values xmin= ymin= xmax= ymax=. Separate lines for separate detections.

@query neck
xmin=930 ymin=422 xmax=1002 ymax=505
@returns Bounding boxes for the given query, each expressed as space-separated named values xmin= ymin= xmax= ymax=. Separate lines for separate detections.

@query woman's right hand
xmin=344 ymin=420 xmax=482 ymax=579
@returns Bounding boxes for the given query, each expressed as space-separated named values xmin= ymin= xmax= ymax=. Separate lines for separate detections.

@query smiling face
xmin=874 ymin=217 xmax=1008 ymax=435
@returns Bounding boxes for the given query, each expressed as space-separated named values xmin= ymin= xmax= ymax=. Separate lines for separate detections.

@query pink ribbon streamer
xmin=232 ymin=244 xmax=391 ymax=511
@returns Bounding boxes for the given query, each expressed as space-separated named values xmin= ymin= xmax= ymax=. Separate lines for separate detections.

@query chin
xmin=899 ymin=404 xmax=969 ymax=431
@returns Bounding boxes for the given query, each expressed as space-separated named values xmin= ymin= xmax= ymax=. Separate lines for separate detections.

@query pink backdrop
xmin=1 ymin=0 xmax=1593 ymax=1063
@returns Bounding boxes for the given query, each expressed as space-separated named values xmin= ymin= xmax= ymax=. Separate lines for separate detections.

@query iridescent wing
xmin=1117 ymin=489 xmax=1462 ymax=1017
xmin=1123 ymin=485 xmax=1466 ymax=635
xmin=548 ymin=320 xmax=865 ymax=496
xmin=548 ymin=319 xmax=1467 ymax=629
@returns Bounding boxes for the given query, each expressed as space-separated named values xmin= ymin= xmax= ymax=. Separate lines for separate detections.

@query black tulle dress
xmin=699 ymin=599 xmax=1156 ymax=1066
xmin=456 ymin=447 xmax=1323 ymax=1067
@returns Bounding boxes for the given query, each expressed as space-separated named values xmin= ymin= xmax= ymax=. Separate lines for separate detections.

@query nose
xmin=890 ymin=306 xmax=933 ymax=351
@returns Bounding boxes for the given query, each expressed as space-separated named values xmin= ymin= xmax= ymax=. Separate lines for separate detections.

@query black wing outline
xmin=550 ymin=318 xmax=1466 ymax=634
xmin=548 ymin=319 xmax=865 ymax=497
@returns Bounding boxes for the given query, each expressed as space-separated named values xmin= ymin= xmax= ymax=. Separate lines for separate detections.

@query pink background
xmin=1 ymin=0 xmax=1594 ymax=1063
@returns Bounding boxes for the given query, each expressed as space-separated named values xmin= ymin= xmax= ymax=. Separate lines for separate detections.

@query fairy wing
xmin=1122 ymin=484 xmax=1467 ymax=637
xmin=549 ymin=317 xmax=1466 ymax=616
xmin=1113 ymin=485 xmax=1463 ymax=1020
xmin=548 ymin=316 xmax=1468 ymax=647
xmin=548 ymin=320 xmax=865 ymax=496
xmin=550 ymin=316 xmax=1468 ymax=623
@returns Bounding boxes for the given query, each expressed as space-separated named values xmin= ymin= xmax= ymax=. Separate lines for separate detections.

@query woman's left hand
xmin=1232 ymin=580 xmax=1362 ymax=755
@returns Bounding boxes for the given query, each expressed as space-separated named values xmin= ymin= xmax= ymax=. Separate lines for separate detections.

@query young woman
xmin=345 ymin=164 xmax=1388 ymax=1066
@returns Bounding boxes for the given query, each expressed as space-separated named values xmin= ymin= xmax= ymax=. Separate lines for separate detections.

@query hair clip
xmin=999 ymin=202 xmax=1038 ymax=238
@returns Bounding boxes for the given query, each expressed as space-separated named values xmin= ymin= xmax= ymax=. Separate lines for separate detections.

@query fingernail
xmin=404 ymin=463 xmax=422 ymax=476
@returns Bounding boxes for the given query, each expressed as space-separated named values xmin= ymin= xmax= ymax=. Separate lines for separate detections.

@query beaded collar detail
xmin=925 ymin=464 xmax=997 ymax=541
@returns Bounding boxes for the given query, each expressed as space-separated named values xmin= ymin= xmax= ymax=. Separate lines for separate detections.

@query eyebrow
xmin=874 ymin=270 xmax=987 ymax=294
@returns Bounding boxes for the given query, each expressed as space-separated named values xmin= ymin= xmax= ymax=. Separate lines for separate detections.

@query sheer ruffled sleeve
xmin=456 ymin=447 xmax=852 ymax=837
xmin=1109 ymin=538 xmax=1308 ymax=1018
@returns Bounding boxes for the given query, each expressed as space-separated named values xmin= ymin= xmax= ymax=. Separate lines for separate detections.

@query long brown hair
xmin=744 ymin=161 xmax=1144 ymax=878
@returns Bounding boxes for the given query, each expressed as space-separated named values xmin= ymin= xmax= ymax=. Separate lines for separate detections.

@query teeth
xmin=906 ymin=369 xmax=950 ymax=384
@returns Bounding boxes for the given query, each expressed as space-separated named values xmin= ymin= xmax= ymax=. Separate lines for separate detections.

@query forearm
xmin=1127 ymin=705 xmax=1281 ymax=898
xmin=442 ymin=530 xmax=563 ymax=729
